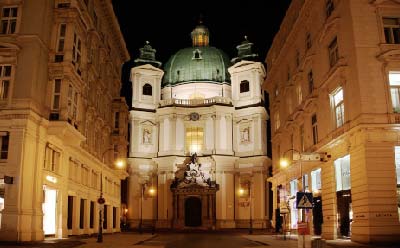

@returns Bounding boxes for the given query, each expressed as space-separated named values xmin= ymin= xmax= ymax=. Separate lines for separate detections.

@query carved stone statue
xmin=143 ymin=128 xmax=151 ymax=144
xmin=176 ymin=153 xmax=211 ymax=188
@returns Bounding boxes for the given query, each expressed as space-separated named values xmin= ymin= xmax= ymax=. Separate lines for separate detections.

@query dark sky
xmin=112 ymin=1 xmax=291 ymax=65
xmin=112 ymin=1 xmax=291 ymax=107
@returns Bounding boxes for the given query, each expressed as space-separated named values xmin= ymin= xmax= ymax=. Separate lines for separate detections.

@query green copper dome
xmin=162 ymin=47 xmax=231 ymax=87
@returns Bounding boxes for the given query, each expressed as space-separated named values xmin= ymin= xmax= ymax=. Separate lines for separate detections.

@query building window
xmin=296 ymin=84 xmax=303 ymax=105
xmin=185 ymin=126 xmax=203 ymax=154
xmin=114 ymin=112 xmax=120 ymax=129
xmin=0 ymin=65 xmax=11 ymax=100
xmin=72 ymin=33 xmax=82 ymax=75
xmin=326 ymin=0 xmax=334 ymax=18
xmin=67 ymin=84 xmax=78 ymax=122
xmin=394 ymin=146 xmax=400 ymax=221
xmin=143 ymin=83 xmax=152 ymax=96
xmin=334 ymin=155 xmax=351 ymax=191
xmin=274 ymin=112 xmax=280 ymax=131
xmin=51 ymin=79 xmax=61 ymax=119
xmin=299 ymin=124 xmax=304 ymax=152
xmin=332 ymin=88 xmax=344 ymax=128
xmin=311 ymin=168 xmax=322 ymax=192
xmin=0 ymin=132 xmax=9 ymax=159
xmin=383 ymin=18 xmax=400 ymax=44
xmin=1 ymin=6 xmax=17 ymax=34
xmin=89 ymin=201 xmax=94 ymax=228
xmin=302 ymin=174 xmax=309 ymax=191
xmin=57 ymin=24 xmax=67 ymax=52
xmin=312 ymin=113 xmax=318 ymax=145
xmin=389 ymin=72 xmax=400 ymax=113
xmin=306 ymin=32 xmax=312 ymax=50
xmin=44 ymin=145 xmax=60 ymax=172
xmin=240 ymin=80 xmax=250 ymax=93
xmin=328 ymin=37 xmax=339 ymax=67
xmin=308 ymin=70 xmax=314 ymax=94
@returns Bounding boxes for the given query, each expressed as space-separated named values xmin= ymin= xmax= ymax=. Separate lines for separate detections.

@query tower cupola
xmin=191 ymin=21 xmax=209 ymax=47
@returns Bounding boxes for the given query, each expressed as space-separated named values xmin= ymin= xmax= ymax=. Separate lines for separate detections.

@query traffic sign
xmin=296 ymin=192 xmax=313 ymax=209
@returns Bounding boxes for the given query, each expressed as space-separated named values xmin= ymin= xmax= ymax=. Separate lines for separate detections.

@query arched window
xmin=143 ymin=83 xmax=152 ymax=96
xmin=240 ymin=80 xmax=250 ymax=93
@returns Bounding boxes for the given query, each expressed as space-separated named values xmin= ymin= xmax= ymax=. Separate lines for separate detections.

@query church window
xmin=240 ymin=80 xmax=250 ymax=93
xmin=0 ymin=65 xmax=11 ymax=100
xmin=143 ymin=83 xmax=152 ymax=96
xmin=185 ymin=127 xmax=203 ymax=154
xmin=1 ymin=6 xmax=18 ymax=34
xmin=192 ymin=49 xmax=202 ymax=60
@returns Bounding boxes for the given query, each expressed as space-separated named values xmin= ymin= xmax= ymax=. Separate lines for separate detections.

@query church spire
xmin=191 ymin=16 xmax=209 ymax=47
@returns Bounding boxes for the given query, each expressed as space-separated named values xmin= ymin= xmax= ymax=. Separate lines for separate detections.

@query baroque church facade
xmin=127 ymin=23 xmax=272 ymax=230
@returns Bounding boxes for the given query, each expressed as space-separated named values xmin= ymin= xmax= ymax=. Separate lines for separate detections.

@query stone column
xmin=321 ymin=160 xmax=338 ymax=240
xmin=213 ymin=155 xmax=236 ymax=228
xmin=154 ymin=157 xmax=176 ymax=228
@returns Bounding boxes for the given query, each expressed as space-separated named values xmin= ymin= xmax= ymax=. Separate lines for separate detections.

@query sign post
xmin=296 ymin=192 xmax=313 ymax=248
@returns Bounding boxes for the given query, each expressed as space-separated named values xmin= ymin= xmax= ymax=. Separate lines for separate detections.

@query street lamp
xmin=97 ymin=148 xmax=125 ymax=243
xmin=239 ymin=180 xmax=252 ymax=234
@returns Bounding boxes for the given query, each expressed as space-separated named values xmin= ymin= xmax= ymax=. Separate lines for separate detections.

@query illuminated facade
xmin=264 ymin=0 xmax=400 ymax=243
xmin=0 ymin=0 xmax=129 ymax=241
xmin=127 ymin=24 xmax=271 ymax=230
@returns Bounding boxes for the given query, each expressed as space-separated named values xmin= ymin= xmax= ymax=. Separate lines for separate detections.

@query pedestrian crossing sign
xmin=296 ymin=192 xmax=313 ymax=209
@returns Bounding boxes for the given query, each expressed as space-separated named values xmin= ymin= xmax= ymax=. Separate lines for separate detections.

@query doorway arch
xmin=185 ymin=197 xmax=202 ymax=227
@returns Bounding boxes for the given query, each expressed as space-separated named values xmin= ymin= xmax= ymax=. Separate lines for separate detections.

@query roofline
xmin=103 ymin=0 xmax=130 ymax=62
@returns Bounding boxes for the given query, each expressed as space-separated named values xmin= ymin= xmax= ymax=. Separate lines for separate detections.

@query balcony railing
xmin=159 ymin=96 xmax=232 ymax=107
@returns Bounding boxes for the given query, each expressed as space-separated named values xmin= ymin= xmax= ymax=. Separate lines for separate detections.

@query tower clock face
xmin=189 ymin=112 xmax=200 ymax=121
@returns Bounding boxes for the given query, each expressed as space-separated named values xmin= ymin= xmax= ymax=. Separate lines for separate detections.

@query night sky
xmin=112 ymin=1 xmax=292 ymax=101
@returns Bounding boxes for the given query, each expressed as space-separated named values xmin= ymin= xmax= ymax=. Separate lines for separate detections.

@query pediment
xmin=140 ymin=120 xmax=156 ymax=126
xmin=319 ymin=17 xmax=340 ymax=43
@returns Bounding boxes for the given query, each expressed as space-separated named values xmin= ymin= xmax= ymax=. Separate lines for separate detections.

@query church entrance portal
xmin=170 ymin=153 xmax=219 ymax=229
xmin=185 ymin=197 xmax=202 ymax=227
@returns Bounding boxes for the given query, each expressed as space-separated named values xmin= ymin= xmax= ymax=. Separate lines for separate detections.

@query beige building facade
xmin=0 ymin=0 xmax=129 ymax=241
xmin=264 ymin=0 xmax=400 ymax=243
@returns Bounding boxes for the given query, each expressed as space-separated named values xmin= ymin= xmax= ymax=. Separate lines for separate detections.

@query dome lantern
xmin=191 ymin=21 xmax=209 ymax=47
